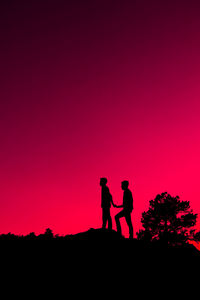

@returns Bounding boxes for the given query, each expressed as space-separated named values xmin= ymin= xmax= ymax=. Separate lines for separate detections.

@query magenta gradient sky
xmin=1 ymin=1 xmax=200 ymax=237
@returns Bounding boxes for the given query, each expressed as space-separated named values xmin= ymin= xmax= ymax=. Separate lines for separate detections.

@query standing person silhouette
xmin=100 ymin=177 xmax=115 ymax=230
xmin=115 ymin=180 xmax=134 ymax=239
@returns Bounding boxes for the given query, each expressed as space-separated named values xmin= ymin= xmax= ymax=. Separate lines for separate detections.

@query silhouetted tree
xmin=137 ymin=192 xmax=200 ymax=246
xmin=46 ymin=228 xmax=53 ymax=235
xmin=37 ymin=228 xmax=54 ymax=240
xmin=44 ymin=228 xmax=54 ymax=239
xmin=25 ymin=232 xmax=36 ymax=240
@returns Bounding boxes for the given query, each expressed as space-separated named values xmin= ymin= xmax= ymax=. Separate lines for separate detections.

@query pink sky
xmin=0 ymin=1 xmax=200 ymax=237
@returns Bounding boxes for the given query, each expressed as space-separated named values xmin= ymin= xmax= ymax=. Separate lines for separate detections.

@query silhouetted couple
xmin=100 ymin=177 xmax=133 ymax=239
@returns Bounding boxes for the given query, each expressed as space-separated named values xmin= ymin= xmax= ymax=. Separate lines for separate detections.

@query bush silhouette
xmin=137 ymin=192 xmax=200 ymax=246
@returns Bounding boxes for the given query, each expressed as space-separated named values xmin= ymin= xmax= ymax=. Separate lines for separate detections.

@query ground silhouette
xmin=0 ymin=228 xmax=199 ymax=259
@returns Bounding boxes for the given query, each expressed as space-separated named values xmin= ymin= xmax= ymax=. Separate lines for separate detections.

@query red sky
xmin=1 ymin=0 xmax=200 ymax=237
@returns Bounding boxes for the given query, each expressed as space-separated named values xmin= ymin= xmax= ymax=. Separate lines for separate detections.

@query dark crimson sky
xmin=1 ymin=0 xmax=200 ymax=237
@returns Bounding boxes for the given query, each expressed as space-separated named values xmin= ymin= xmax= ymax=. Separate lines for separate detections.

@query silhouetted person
xmin=115 ymin=180 xmax=133 ymax=239
xmin=100 ymin=177 xmax=115 ymax=230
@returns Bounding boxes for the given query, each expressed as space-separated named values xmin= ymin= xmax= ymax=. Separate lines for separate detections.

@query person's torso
xmin=123 ymin=189 xmax=133 ymax=211
xmin=101 ymin=186 xmax=111 ymax=208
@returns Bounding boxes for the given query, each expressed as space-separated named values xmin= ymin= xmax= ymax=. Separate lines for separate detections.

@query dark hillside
xmin=1 ymin=228 xmax=199 ymax=285
xmin=0 ymin=228 xmax=199 ymax=258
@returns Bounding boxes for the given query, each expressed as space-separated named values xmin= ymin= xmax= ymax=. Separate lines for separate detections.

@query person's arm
xmin=110 ymin=196 xmax=117 ymax=207
xmin=110 ymin=195 xmax=122 ymax=208
xmin=114 ymin=203 xmax=123 ymax=208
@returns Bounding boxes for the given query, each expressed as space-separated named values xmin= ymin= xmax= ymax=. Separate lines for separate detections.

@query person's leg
xmin=102 ymin=209 xmax=108 ymax=229
xmin=125 ymin=212 xmax=133 ymax=239
xmin=115 ymin=210 xmax=125 ymax=235
xmin=107 ymin=210 xmax=112 ymax=230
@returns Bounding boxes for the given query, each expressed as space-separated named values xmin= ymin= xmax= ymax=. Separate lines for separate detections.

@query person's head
xmin=121 ymin=180 xmax=129 ymax=190
xmin=100 ymin=177 xmax=108 ymax=186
